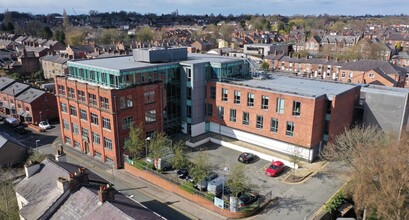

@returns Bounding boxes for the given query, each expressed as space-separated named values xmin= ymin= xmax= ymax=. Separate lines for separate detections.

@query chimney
xmin=69 ymin=167 xmax=89 ymax=190
xmin=297 ymin=53 xmax=301 ymax=59
xmin=274 ymin=50 xmax=278 ymax=56
xmin=24 ymin=161 xmax=41 ymax=178
xmin=56 ymin=177 xmax=69 ymax=192
xmin=55 ymin=145 xmax=67 ymax=162
xmin=98 ymin=184 xmax=115 ymax=203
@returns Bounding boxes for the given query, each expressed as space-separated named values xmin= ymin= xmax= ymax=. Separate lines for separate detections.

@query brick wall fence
xmin=124 ymin=163 xmax=269 ymax=219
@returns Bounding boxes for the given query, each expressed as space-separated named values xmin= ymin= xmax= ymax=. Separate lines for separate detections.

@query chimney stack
xmin=69 ymin=167 xmax=89 ymax=190
xmin=98 ymin=184 xmax=115 ymax=203
xmin=24 ymin=160 xmax=41 ymax=178
xmin=56 ymin=177 xmax=69 ymax=192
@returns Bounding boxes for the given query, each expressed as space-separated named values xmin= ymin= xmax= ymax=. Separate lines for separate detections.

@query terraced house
xmin=56 ymin=47 xmax=359 ymax=168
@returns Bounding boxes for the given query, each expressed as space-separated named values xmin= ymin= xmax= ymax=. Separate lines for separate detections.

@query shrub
xmin=324 ymin=190 xmax=346 ymax=213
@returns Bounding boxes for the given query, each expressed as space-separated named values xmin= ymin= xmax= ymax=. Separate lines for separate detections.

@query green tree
xmin=53 ymin=27 xmax=66 ymax=44
xmin=66 ymin=29 xmax=85 ymax=46
xmin=170 ymin=140 xmax=188 ymax=171
xmin=38 ymin=27 xmax=53 ymax=39
xmin=148 ymin=132 xmax=171 ymax=170
xmin=396 ymin=42 xmax=403 ymax=52
xmin=123 ymin=124 xmax=145 ymax=159
xmin=136 ymin=27 xmax=153 ymax=43
xmin=261 ymin=61 xmax=269 ymax=70
xmin=189 ymin=152 xmax=211 ymax=186
xmin=226 ymin=163 xmax=250 ymax=197
xmin=62 ymin=9 xmax=70 ymax=30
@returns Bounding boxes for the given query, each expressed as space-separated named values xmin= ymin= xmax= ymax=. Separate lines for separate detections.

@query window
xmin=261 ymin=96 xmax=269 ymax=109
xmin=230 ymin=109 xmax=236 ymax=122
xmin=25 ymin=107 xmax=30 ymax=112
xmin=67 ymin=87 xmax=75 ymax=99
xmin=270 ymin=118 xmax=278 ymax=133
xmin=65 ymin=137 xmax=71 ymax=146
xmin=91 ymin=113 xmax=99 ymax=125
xmin=207 ymin=104 xmax=213 ymax=117
xmin=145 ymin=110 xmax=157 ymax=123
xmin=88 ymin=93 xmax=97 ymax=106
xmin=292 ymin=101 xmax=301 ymax=116
xmin=72 ymin=123 xmax=79 ymax=135
xmin=144 ymin=91 xmax=155 ymax=104
xmin=187 ymin=87 xmax=192 ymax=100
xmin=234 ymin=91 xmax=241 ymax=104
xmin=210 ymin=86 xmax=216 ymax=99
xmin=92 ymin=132 xmax=100 ymax=144
xmin=122 ymin=116 xmax=133 ymax=129
xmin=368 ymin=73 xmax=375 ymax=78
xmin=77 ymin=90 xmax=85 ymax=102
xmin=58 ymin=85 xmax=65 ymax=96
xmin=286 ymin=121 xmax=294 ymax=136
xmin=276 ymin=98 xmax=284 ymax=114
xmin=74 ymin=141 xmax=80 ymax=149
xmin=349 ymin=72 xmax=353 ymax=78
xmin=326 ymin=100 xmax=332 ymax=114
xmin=80 ymin=109 xmax=87 ymax=121
xmin=82 ymin=128 xmax=89 ymax=139
xmin=256 ymin=115 xmax=264 ymax=129
xmin=187 ymin=106 xmax=192 ymax=118
xmin=63 ymin=120 xmax=70 ymax=130
xmin=341 ymin=72 xmax=346 ymax=78
xmin=242 ymin=112 xmax=249 ymax=125
xmin=120 ymin=95 xmax=133 ymax=109
xmin=247 ymin=93 xmax=254 ymax=107
xmin=70 ymin=105 xmax=77 ymax=117
xmin=104 ymin=137 xmax=112 ymax=150
xmin=61 ymin=103 xmax=67 ymax=113
xmin=100 ymin=96 xmax=109 ymax=109
xmin=218 ymin=106 xmax=224 ymax=119
xmin=187 ymin=68 xmax=192 ymax=81
xmin=222 ymin=88 xmax=228 ymax=101
xmin=102 ymin=117 xmax=111 ymax=130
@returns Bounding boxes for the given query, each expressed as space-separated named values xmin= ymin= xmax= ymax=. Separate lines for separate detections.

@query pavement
xmin=47 ymin=139 xmax=227 ymax=220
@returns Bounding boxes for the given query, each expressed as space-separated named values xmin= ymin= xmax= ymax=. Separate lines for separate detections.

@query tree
xmin=189 ymin=152 xmax=211 ymax=186
xmin=66 ymin=28 xmax=86 ymax=46
xmin=148 ymin=132 xmax=171 ymax=170
xmin=226 ymin=163 xmax=250 ymax=197
xmin=0 ymin=169 xmax=20 ymax=220
xmin=288 ymin=148 xmax=302 ymax=176
xmin=261 ymin=61 xmax=269 ymax=70
xmin=321 ymin=126 xmax=409 ymax=219
xmin=38 ymin=27 xmax=53 ymax=39
xmin=53 ymin=27 xmax=66 ymax=44
xmin=123 ymin=124 xmax=145 ymax=159
xmin=136 ymin=27 xmax=153 ymax=43
xmin=170 ymin=140 xmax=188 ymax=171
xmin=62 ymin=9 xmax=70 ymax=30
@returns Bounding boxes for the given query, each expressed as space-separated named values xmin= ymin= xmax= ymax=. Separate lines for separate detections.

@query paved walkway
xmin=50 ymin=139 xmax=226 ymax=220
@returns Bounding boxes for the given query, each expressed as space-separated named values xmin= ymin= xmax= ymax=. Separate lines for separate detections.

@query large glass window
xmin=122 ymin=116 xmax=134 ymax=129
xmin=292 ymin=101 xmax=301 ymax=116
xmin=234 ymin=91 xmax=241 ymax=104
xmin=247 ymin=93 xmax=254 ymax=107
xmin=270 ymin=118 xmax=278 ymax=133
xmin=230 ymin=109 xmax=236 ymax=122
xmin=286 ymin=121 xmax=294 ymax=136
xmin=210 ymin=86 xmax=216 ymax=99
xmin=256 ymin=115 xmax=264 ymax=129
xmin=261 ymin=96 xmax=269 ymax=110
xmin=242 ymin=112 xmax=249 ymax=125
xmin=276 ymin=98 xmax=285 ymax=114
xmin=58 ymin=85 xmax=65 ymax=96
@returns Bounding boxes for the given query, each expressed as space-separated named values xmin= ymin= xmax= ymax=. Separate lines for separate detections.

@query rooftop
xmin=0 ymin=77 xmax=15 ymax=90
xmin=2 ymin=82 xmax=30 ymax=96
xmin=224 ymin=74 xmax=357 ymax=99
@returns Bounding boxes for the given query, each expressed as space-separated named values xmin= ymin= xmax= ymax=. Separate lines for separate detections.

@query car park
xmin=4 ymin=117 xmax=19 ymax=127
xmin=177 ymin=168 xmax=189 ymax=179
xmin=238 ymin=152 xmax=258 ymax=164
xmin=13 ymin=125 xmax=28 ymax=135
xmin=39 ymin=121 xmax=51 ymax=130
xmin=195 ymin=172 xmax=219 ymax=191
xmin=265 ymin=160 xmax=285 ymax=177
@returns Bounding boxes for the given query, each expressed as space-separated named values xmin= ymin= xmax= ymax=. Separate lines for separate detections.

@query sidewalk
xmin=51 ymin=140 xmax=226 ymax=220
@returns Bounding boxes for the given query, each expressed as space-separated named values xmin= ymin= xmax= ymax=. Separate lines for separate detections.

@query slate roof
xmin=0 ymin=77 xmax=15 ymax=90
xmin=321 ymin=35 xmax=361 ymax=44
xmin=2 ymin=82 xmax=30 ymax=96
xmin=39 ymin=54 xmax=70 ymax=64
xmin=15 ymin=88 xmax=46 ymax=104
xmin=15 ymin=158 xmax=71 ymax=220
xmin=341 ymin=60 xmax=407 ymax=76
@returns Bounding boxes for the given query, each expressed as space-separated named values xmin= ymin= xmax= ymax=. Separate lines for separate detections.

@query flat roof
xmin=68 ymin=53 xmax=243 ymax=73
xmin=225 ymin=75 xmax=357 ymax=99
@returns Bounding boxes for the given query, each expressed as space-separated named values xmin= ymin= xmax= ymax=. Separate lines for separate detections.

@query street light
xmin=35 ymin=140 xmax=40 ymax=148
xmin=145 ymin=136 xmax=151 ymax=168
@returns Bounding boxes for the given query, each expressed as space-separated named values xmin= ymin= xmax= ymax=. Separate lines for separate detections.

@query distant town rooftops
xmin=224 ymin=74 xmax=357 ymax=99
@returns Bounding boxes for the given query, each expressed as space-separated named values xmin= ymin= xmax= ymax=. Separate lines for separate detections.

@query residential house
xmin=65 ymin=45 xmax=96 ymax=59
xmin=191 ymin=40 xmax=213 ymax=53
xmin=217 ymin=39 xmax=230 ymax=48
xmin=305 ymin=36 xmax=322 ymax=54
xmin=40 ymin=53 xmax=70 ymax=79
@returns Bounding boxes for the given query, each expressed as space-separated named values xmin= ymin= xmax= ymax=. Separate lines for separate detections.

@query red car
xmin=265 ymin=160 xmax=285 ymax=177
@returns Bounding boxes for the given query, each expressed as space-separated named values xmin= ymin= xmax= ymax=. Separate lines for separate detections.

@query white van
xmin=5 ymin=117 xmax=19 ymax=127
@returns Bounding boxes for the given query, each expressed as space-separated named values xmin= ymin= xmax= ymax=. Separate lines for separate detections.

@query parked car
xmin=39 ymin=121 xmax=51 ymax=130
xmin=265 ymin=160 xmax=285 ymax=177
xmin=238 ymin=192 xmax=260 ymax=207
xmin=4 ymin=117 xmax=19 ymax=127
xmin=177 ymin=168 xmax=189 ymax=179
xmin=238 ymin=152 xmax=258 ymax=164
xmin=195 ymin=172 xmax=219 ymax=191
xmin=13 ymin=126 xmax=28 ymax=135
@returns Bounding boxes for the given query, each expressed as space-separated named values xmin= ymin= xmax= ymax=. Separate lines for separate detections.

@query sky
xmin=0 ymin=0 xmax=407 ymax=16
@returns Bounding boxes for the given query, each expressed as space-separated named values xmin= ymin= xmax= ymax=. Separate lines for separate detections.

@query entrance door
xmin=84 ymin=141 xmax=89 ymax=155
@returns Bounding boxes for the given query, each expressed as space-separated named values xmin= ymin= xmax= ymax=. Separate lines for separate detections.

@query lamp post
xmin=35 ymin=140 xmax=40 ymax=149
xmin=145 ymin=136 xmax=151 ymax=168
xmin=39 ymin=111 xmax=42 ymax=122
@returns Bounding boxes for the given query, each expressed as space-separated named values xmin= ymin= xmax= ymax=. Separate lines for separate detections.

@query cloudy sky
xmin=0 ymin=0 xmax=407 ymax=16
